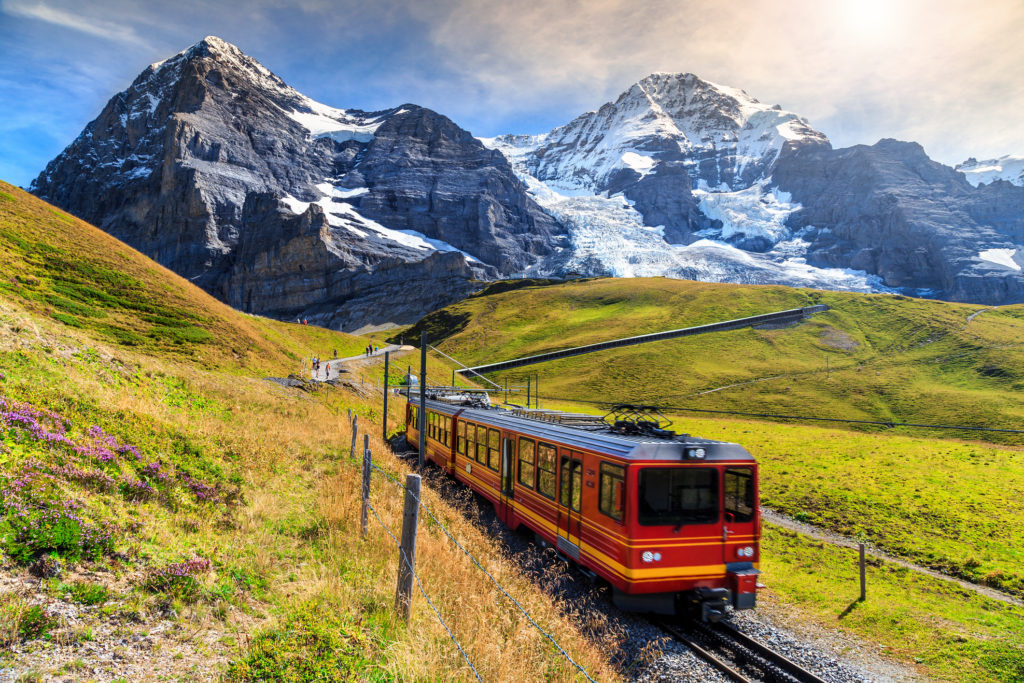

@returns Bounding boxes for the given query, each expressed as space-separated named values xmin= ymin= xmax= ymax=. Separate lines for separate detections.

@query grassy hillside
xmin=0 ymin=181 xmax=365 ymax=369
xmin=404 ymin=276 xmax=1024 ymax=681
xmin=402 ymin=277 xmax=1024 ymax=440
xmin=0 ymin=183 xmax=615 ymax=681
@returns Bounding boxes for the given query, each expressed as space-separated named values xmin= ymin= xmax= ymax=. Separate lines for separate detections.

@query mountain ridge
xmin=29 ymin=36 xmax=1024 ymax=323
xmin=30 ymin=36 xmax=565 ymax=331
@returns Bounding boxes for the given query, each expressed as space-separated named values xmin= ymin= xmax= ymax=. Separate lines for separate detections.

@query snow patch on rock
xmin=978 ymin=248 xmax=1021 ymax=270
xmin=957 ymin=155 xmax=1024 ymax=187
xmin=282 ymin=183 xmax=479 ymax=262
xmin=693 ymin=181 xmax=800 ymax=245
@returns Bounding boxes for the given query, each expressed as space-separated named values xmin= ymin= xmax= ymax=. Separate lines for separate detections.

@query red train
xmin=405 ymin=398 xmax=761 ymax=621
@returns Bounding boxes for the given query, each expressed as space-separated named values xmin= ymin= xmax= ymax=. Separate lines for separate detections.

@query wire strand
xmin=370 ymin=462 xmax=598 ymax=682
xmin=540 ymin=393 xmax=1024 ymax=435
xmin=365 ymin=496 xmax=483 ymax=682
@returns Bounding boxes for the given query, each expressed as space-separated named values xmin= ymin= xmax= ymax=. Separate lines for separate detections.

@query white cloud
xmin=1 ymin=0 xmax=146 ymax=45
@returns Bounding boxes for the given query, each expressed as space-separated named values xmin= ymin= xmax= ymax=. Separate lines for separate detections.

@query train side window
xmin=410 ymin=406 xmax=417 ymax=429
xmin=724 ymin=468 xmax=755 ymax=522
xmin=476 ymin=425 xmax=488 ymax=463
xmin=487 ymin=429 xmax=500 ymax=471
xmin=517 ymin=438 xmax=535 ymax=489
xmin=536 ymin=443 xmax=557 ymax=499
xmin=599 ymin=463 xmax=625 ymax=522
xmin=466 ymin=421 xmax=476 ymax=457
xmin=446 ymin=417 xmax=453 ymax=447
xmin=457 ymin=421 xmax=466 ymax=455
xmin=559 ymin=456 xmax=582 ymax=512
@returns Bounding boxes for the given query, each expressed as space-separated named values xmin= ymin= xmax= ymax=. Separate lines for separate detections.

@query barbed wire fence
xmin=358 ymin=442 xmax=597 ymax=683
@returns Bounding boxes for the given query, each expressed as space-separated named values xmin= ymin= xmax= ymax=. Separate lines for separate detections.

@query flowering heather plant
xmin=3 ymin=499 xmax=115 ymax=562
xmin=145 ymin=557 xmax=211 ymax=599
xmin=178 ymin=472 xmax=221 ymax=504
xmin=0 ymin=393 xmax=230 ymax=564
xmin=118 ymin=476 xmax=155 ymax=501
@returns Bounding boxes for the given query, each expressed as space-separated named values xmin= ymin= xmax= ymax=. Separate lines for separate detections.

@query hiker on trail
xmin=333 ymin=349 xmax=337 ymax=358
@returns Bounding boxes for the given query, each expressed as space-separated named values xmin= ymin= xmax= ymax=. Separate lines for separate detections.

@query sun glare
xmin=838 ymin=0 xmax=896 ymax=38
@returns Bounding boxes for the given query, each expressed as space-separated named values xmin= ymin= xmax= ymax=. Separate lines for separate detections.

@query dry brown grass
xmin=0 ymin=291 xmax=620 ymax=679
xmin=316 ymin=412 xmax=622 ymax=682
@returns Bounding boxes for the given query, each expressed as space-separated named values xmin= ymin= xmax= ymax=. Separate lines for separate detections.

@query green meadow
xmin=0 ymin=182 xmax=614 ymax=681
xmin=409 ymin=276 xmax=1024 ymax=681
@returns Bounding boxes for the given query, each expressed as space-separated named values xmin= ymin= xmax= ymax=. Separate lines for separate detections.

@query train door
xmin=722 ymin=466 xmax=758 ymax=564
xmin=499 ymin=437 xmax=515 ymax=525
xmin=556 ymin=450 xmax=583 ymax=560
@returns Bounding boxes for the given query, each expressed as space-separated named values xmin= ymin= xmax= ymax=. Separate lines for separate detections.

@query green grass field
xmin=0 ymin=182 xmax=614 ymax=681
xmin=402 ymin=278 xmax=1024 ymax=441
xmin=406 ymin=276 xmax=1024 ymax=681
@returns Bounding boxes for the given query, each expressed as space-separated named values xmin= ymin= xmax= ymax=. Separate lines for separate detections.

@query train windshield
xmin=638 ymin=467 xmax=718 ymax=526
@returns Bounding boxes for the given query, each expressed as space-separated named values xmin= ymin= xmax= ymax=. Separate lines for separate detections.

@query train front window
xmin=724 ymin=468 xmax=755 ymax=522
xmin=638 ymin=468 xmax=718 ymax=526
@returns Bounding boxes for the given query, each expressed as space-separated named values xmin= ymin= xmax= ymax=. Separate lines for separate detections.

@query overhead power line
xmin=541 ymin=394 xmax=1024 ymax=435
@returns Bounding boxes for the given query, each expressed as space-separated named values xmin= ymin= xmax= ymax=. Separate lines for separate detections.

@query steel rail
xmin=711 ymin=621 xmax=830 ymax=683
xmin=661 ymin=620 xmax=831 ymax=683
xmin=661 ymin=623 xmax=752 ymax=683
xmin=457 ymin=305 xmax=829 ymax=376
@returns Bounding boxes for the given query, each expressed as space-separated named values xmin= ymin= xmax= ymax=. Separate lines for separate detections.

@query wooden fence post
xmin=395 ymin=473 xmax=422 ymax=621
xmin=383 ymin=351 xmax=390 ymax=441
xmin=859 ymin=543 xmax=866 ymax=601
xmin=350 ymin=415 xmax=358 ymax=459
xmin=361 ymin=437 xmax=371 ymax=539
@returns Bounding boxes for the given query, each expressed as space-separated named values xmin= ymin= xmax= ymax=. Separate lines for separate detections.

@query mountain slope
xmin=405 ymin=276 xmax=1024 ymax=441
xmin=30 ymin=37 xmax=566 ymax=331
xmin=485 ymin=76 xmax=1024 ymax=305
xmin=0 ymin=180 xmax=363 ymax=365
xmin=0 ymin=180 xmax=613 ymax=681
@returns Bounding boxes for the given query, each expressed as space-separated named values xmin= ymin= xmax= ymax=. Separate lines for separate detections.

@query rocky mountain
xmin=30 ymin=36 xmax=565 ymax=330
xmin=484 ymin=75 xmax=1024 ymax=304
xmin=31 ymin=40 xmax=1024 ymax=319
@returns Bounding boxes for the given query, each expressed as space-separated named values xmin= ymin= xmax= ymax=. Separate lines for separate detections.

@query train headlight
xmin=641 ymin=551 xmax=663 ymax=563
xmin=686 ymin=448 xmax=706 ymax=459
xmin=737 ymin=546 xmax=754 ymax=558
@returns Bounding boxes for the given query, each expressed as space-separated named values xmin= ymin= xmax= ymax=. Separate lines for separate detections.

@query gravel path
xmin=310 ymin=344 xmax=411 ymax=381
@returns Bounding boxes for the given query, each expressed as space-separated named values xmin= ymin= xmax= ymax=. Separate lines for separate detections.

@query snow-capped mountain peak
xmin=956 ymin=155 xmax=1024 ymax=187
xmin=488 ymin=72 xmax=828 ymax=195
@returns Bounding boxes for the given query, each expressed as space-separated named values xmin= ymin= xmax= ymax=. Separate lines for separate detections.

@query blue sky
xmin=2 ymin=0 xmax=1022 ymax=187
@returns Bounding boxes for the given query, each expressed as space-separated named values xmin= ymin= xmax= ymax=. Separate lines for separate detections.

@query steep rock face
xmin=31 ymin=37 xmax=563 ymax=330
xmin=488 ymin=72 xmax=829 ymax=246
xmin=773 ymin=139 xmax=1024 ymax=302
xmin=350 ymin=106 xmax=566 ymax=272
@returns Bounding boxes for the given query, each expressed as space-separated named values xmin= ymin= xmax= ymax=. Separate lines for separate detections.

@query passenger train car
xmin=405 ymin=398 xmax=760 ymax=621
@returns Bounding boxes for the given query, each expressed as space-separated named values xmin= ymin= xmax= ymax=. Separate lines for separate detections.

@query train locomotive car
xmin=405 ymin=398 xmax=760 ymax=621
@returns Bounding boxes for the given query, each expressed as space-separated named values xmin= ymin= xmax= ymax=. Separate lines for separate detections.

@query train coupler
xmin=692 ymin=587 xmax=730 ymax=622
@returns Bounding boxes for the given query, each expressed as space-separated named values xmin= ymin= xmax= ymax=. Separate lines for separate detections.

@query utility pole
xmin=418 ymin=330 xmax=426 ymax=470
xmin=383 ymin=351 xmax=390 ymax=441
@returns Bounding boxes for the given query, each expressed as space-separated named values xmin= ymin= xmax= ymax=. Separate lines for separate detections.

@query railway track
xmin=661 ymin=620 xmax=830 ymax=683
